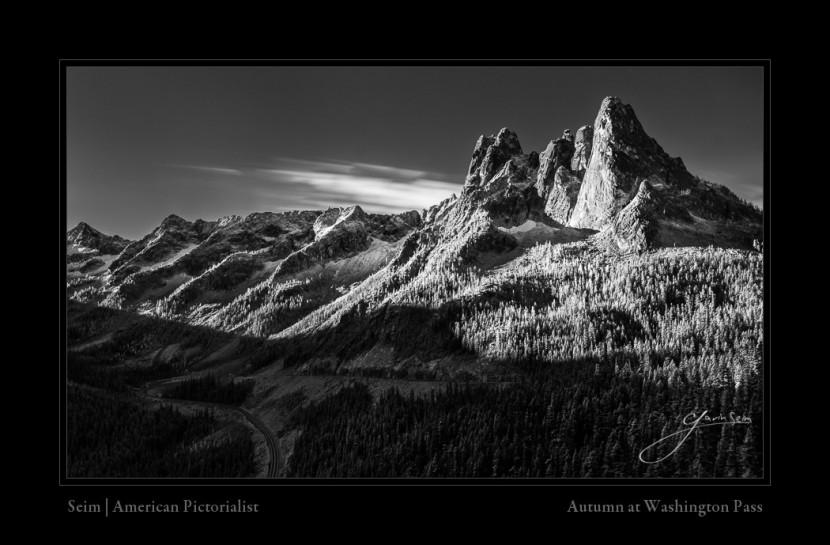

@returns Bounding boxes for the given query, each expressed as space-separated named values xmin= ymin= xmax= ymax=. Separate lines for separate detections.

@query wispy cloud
xmin=169 ymin=164 xmax=244 ymax=176
xmin=349 ymin=162 xmax=429 ymax=179
xmin=170 ymin=158 xmax=462 ymax=214
xmin=264 ymin=157 xmax=442 ymax=183
xmin=261 ymin=169 xmax=459 ymax=211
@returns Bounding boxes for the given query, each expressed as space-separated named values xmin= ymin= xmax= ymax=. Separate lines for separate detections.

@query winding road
xmin=236 ymin=406 xmax=280 ymax=478
xmin=132 ymin=381 xmax=281 ymax=478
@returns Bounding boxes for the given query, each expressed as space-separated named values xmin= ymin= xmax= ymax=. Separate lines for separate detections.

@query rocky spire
xmin=568 ymin=97 xmax=696 ymax=230
xmin=535 ymin=131 xmax=575 ymax=199
xmin=570 ymin=125 xmax=593 ymax=176
xmin=465 ymin=135 xmax=494 ymax=186
xmin=464 ymin=128 xmax=523 ymax=189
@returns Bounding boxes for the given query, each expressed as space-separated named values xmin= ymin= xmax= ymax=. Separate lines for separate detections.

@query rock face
xmin=535 ymin=132 xmax=576 ymax=200
xmin=598 ymin=180 xmax=660 ymax=253
xmin=303 ymin=206 xmax=372 ymax=262
xmin=570 ymin=125 xmax=593 ymax=176
xmin=460 ymin=131 xmax=555 ymax=231
xmin=565 ymin=97 xmax=762 ymax=251
xmin=568 ymin=97 xmax=696 ymax=230
xmin=465 ymin=135 xmax=494 ymax=188
xmin=465 ymin=128 xmax=523 ymax=188
xmin=313 ymin=205 xmax=366 ymax=240
xmin=544 ymin=166 xmax=583 ymax=225
xmin=313 ymin=206 xmax=421 ymax=245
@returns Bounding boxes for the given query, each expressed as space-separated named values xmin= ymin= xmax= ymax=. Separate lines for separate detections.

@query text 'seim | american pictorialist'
xmin=63 ymin=64 xmax=766 ymax=487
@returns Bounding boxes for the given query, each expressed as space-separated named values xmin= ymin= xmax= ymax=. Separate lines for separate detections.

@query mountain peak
xmin=66 ymin=221 xmax=131 ymax=255
xmin=455 ymin=96 xmax=759 ymax=251
xmin=68 ymin=221 xmax=91 ymax=241
xmin=70 ymin=221 xmax=93 ymax=232
xmin=598 ymin=95 xmax=623 ymax=113
xmin=160 ymin=213 xmax=189 ymax=227
xmin=464 ymin=128 xmax=524 ymax=190
xmin=494 ymin=127 xmax=521 ymax=150
xmin=568 ymin=96 xmax=695 ymax=230
xmin=343 ymin=204 xmax=366 ymax=217
xmin=312 ymin=205 xmax=369 ymax=240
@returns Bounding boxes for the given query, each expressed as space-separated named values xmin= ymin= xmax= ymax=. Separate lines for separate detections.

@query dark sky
xmin=67 ymin=66 xmax=764 ymax=239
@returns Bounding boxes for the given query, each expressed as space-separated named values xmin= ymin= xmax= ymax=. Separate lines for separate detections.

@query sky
xmin=67 ymin=66 xmax=764 ymax=239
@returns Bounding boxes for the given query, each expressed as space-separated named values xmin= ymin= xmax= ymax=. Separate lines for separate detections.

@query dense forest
xmin=67 ymin=386 xmax=256 ymax=477
xmin=286 ymin=368 xmax=762 ymax=478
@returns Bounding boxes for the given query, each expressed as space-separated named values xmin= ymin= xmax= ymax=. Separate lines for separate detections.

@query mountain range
xmin=66 ymin=97 xmax=764 ymax=478
xmin=68 ymin=96 xmax=760 ymax=345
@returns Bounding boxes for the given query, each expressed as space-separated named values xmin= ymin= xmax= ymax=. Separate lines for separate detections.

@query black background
xmin=36 ymin=16 xmax=804 ymax=529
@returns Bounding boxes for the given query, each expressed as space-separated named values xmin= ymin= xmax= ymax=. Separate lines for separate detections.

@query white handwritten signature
xmin=638 ymin=410 xmax=752 ymax=464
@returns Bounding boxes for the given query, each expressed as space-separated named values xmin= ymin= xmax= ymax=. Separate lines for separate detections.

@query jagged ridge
xmin=68 ymin=95 xmax=762 ymax=374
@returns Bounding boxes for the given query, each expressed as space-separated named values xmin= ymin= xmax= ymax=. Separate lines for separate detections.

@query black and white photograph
xmin=58 ymin=60 xmax=774 ymax=518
